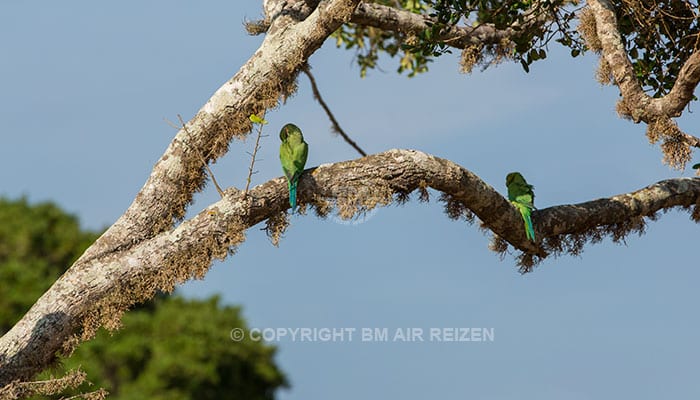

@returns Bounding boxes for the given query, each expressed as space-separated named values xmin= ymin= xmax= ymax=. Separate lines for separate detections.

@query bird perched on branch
xmin=279 ymin=123 xmax=308 ymax=211
xmin=506 ymin=172 xmax=536 ymax=241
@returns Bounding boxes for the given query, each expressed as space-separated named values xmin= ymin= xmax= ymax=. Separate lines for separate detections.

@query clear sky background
xmin=1 ymin=2 xmax=699 ymax=399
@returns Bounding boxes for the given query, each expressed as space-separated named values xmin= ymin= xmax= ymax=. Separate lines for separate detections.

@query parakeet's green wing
xmin=279 ymin=142 xmax=297 ymax=181
xmin=292 ymin=141 xmax=308 ymax=179
xmin=505 ymin=172 xmax=536 ymax=241
xmin=280 ymin=138 xmax=307 ymax=181
xmin=279 ymin=124 xmax=309 ymax=209
xmin=514 ymin=191 xmax=534 ymax=209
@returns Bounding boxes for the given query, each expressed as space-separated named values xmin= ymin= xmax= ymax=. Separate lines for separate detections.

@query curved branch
xmin=586 ymin=0 xmax=647 ymax=106
xmin=0 ymin=0 xmax=364 ymax=390
xmin=2 ymin=149 xmax=699 ymax=386
xmin=587 ymin=0 xmax=700 ymax=148
xmin=253 ymin=2 xmax=535 ymax=49
xmin=77 ymin=0 xmax=362 ymax=264
xmin=652 ymin=52 xmax=700 ymax=119
xmin=350 ymin=2 xmax=545 ymax=50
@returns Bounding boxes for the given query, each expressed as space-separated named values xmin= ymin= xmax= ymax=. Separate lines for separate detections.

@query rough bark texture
xmin=586 ymin=0 xmax=700 ymax=149
xmin=0 ymin=0 xmax=363 ymax=392
xmin=350 ymin=2 xmax=537 ymax=49
xmin=77 ymin=0 xmax=362 ymax=266
xmin=1 ymin=148 xmax=699 ymax=389
xmin=2 ymin=0 xmax=700 ymax=395
xmin=253 ymin=2 xmax=547 ymax=51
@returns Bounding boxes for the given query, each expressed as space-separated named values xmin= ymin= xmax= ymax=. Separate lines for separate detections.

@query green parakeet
xmin=505 ymin=172 xmax=536 ymax=241
xmin=279 ymin=123 xmax=308 ymax=210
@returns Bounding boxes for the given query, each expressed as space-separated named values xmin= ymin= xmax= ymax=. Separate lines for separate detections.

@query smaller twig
xmin=173 ymin=115 xmax=225 ymax=198
xmin=245 ymin=113 xmax=267 ymax=194
xmin=301 ymin=64 xmax=368 ymax=156
xmin=683 ymin=131 xmax=700 ymax=148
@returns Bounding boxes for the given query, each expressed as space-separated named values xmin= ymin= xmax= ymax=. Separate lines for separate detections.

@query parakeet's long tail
xmin=288 ymin=179 xmax=298 ymax=209
xmin=522 ymin=210 xmax=535 ymax=241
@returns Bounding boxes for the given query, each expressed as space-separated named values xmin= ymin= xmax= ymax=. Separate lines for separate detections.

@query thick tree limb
xmin=587 ymin=0 xmax=700 ymax=149
xmin=254 ymin=2 xmax=550 ymax=51
xmin=77 ymin=0 xmax=362 ymax=265
xmin=0 ymin=0 xmax=364 ymax=393
xmin=2 ymin=149 xmax=699 ymax=387
xmin=652 ymin=52 xmax=700 ymax=120
xmin=3 ymin=0 xmax=700 ymax=393
xmin=350 ymin=2 xmax=529 ymax=49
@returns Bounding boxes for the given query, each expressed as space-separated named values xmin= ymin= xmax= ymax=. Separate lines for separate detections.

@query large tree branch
xmin=350 ymin=2 xmax=532 ymax=50
xmin=254 ymin=2 xmax=551 ymax=51
xmin=3 ymin=0 xmax=700 ymax=392
xmin=2 ymin=149 xmax=699 ymax=387
xmin=652 ymin=52 xmax=700 ymax=120
xmin=0 ymin=0 xmax=364 ymax=392
xmin=586 ymin=0 xmax=700 ymax=150
xmin=77 ymin=0 xmax=362 ymax=264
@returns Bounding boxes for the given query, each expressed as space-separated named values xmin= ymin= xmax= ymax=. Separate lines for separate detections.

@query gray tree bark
xmin=1 ymin=0 xmax=699 ymax=396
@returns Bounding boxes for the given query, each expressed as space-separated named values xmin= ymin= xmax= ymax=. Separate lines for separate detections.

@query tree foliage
xmin=336 ymin=0 xmax=584 ymax=76
xmin=409 ymin=0 xmax=583 ymax=72
xmin=614 ymin=0 xmax=700 ymax=97
xmin=333 ymin=0 xmax=432 ymax=77
xmin=55 ymin=296 xmax=287 ymax=400
xmin=0 ymin=198 xmax=286 ymax=399
xmin=0 ymin=198 xmax=97 ymax=334
xmin=2 ymin=0 xmax=700 ymax=395
xmin=336 ymin=0 xmax=700 ymax=94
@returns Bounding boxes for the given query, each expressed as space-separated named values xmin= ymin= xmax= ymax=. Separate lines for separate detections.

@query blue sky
xmin=1 ymin=2 xmax=699 ymax=399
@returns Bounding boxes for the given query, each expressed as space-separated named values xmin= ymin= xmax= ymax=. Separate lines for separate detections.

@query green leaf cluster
xmin=615 ymin=0 xmax=700 ymax=97
xmin=0 ymin=197 xmax=287 ymax=399
xmin=0 ymin=197 xmax=97 ymax=334
xmin=334 ymin=0 xmax=584 ymax=76
xmin=58 ymin=296 xmax=287 ymax=400
xmin=333 ymin=0 xmax=700 ymax=91
xmin=332 ymin=0 xmax=432 ymax=77
xmin=404 ymin=0 xmax=584 ymax=73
